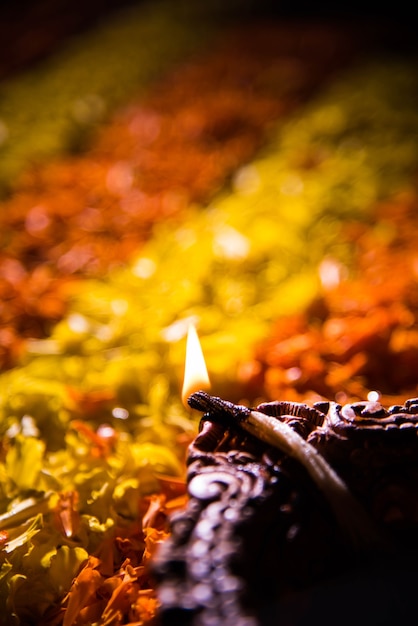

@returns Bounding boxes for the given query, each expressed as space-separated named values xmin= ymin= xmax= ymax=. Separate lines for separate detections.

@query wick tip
xmin=187 ymin=390 xmax=212 ymax=412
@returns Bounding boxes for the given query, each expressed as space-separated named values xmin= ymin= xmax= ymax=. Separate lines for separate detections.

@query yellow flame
xmin=181 ymin=324 xmax=210 ymax=408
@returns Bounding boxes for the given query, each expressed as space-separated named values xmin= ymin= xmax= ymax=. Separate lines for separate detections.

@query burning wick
xmin=181 ymin=324 xmax=210 ymax=408
xmin=188 ymin=391 xmax=386 ymax=551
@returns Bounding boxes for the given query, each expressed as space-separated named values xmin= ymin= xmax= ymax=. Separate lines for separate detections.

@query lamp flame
xmin=181 ymin=324 xmax=210 ymax=408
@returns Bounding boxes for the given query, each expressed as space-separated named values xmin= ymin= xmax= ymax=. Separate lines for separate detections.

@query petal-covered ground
xmin=0 ymin=13 xmax=362 ymax=370
xmin=0 ymin=2 xmax=418 ymax=624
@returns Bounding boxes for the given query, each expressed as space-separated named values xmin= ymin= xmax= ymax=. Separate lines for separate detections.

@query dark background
xmin=0 ymin=0 xmax=416 ymax=82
